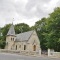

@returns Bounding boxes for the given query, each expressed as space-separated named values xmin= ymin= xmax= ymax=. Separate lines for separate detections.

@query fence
xmin=48 ymin=49 xmax=60 ymax=57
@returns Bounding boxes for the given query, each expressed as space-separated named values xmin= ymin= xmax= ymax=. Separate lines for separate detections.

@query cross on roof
xmin=12 ymin=18 xmax=15 ymax=24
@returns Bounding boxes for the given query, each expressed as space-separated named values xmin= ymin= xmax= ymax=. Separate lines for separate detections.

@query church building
xmin=5 ymin=24 xmax=41 ymax=53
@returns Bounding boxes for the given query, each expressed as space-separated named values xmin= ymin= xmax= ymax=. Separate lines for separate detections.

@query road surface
xmin=0 ymin=53 xmax=60 ymax=60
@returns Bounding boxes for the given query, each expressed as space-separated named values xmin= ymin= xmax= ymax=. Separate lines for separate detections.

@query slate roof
xmin=7 ymin=24 xmax=15 ymax=36
xmin=15 ymin=30 xmax=34 ymax=42
xmin=7 ymin=24 xmax=35 ymax=42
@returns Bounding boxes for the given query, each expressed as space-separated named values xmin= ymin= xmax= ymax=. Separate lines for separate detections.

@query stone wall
xmin=0 ymin=49 xmax=41 ymax=56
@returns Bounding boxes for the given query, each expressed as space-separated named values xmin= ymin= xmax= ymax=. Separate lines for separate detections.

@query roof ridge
xmin=16 ymin=30 xmax=34 ymax=35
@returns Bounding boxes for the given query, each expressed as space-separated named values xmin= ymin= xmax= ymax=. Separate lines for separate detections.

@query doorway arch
xmin=33 ymin=45 xmax=36 ymax=51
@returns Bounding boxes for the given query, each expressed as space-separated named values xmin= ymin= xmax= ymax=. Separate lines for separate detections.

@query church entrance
xmin=33 ymin=45 xmax=36 ymax=51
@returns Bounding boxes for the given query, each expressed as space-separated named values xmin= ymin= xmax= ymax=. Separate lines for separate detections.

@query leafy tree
xmin=46 ymin=7 xmax=60 ymax=51
xmin=15 ymin=23 xmax=30 ymax=34
xmin=0 ymin=40 xmax=6 ymax=49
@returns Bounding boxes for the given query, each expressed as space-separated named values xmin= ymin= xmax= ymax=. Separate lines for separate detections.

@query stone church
xmin=5 ymin=24 xmax=41 ymax=53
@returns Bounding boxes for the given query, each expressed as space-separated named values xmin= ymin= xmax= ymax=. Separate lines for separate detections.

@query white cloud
xmin=0 ymin=0 xmax=60 ymax=27
xmin=43 ymin=0 xmax=59 ymax=12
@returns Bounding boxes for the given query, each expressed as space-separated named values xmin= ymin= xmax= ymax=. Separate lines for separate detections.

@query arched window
xmin=13 ymin=38 xmax=14 ymax=41
xmin=24 ymin=45 xmax=26 ymax=50
xmin=11 ymin=38 xmax=14 ymax=41
xmin=33 ymin=45 xmax=36 ymax=51
xmin=16 ymin=45 xmax=17 ymax=50
xmin=11 ymin=38 xmax=12 ymax=41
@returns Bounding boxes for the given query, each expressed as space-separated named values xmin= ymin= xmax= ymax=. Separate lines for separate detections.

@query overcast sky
xmin=0 ymin=0 xmax=60 ymax=27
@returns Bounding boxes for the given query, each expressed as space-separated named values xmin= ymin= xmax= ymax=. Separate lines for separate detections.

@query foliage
xmin=45 ymin=7 xmax=60 ymax=51
xmin=15 ymin=23 xmax=30 ymax=34
xmin=0 ymin=40 xmax=6 ymax=49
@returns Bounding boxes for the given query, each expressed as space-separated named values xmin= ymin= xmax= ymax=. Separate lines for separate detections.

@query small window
xmin=11 ymin=38 xmax=12 ymax=41
xmin=11 ymin=38 xmax=14 ymax=41
xmin=16 ymin=45 xmax=17 ymax=50
xmin=13 ymin=38 xmax=14 ymax=41
xmin=24 ymin=45 xmax=26 ymax=50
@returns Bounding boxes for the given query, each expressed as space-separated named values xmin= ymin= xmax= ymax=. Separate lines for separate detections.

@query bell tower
xmin=5 ymin=24 xmax=16 ymax=50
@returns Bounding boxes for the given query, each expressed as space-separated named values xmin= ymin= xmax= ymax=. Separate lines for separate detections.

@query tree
xmin=15 ymin=23 xmax=30 ymax=34
xmin=0 ymin=40 xmax=6 ymax=49
xmin=46 ymin=7 xmax=60 ymax=51
xmin=0 ymin=24 xmax=11 ymax=49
